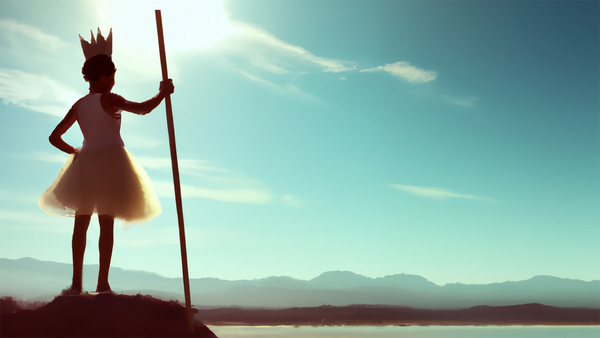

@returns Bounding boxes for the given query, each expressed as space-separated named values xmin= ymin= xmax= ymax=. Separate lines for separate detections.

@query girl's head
xmin=82 ymin=54 xmax=116 ymax=84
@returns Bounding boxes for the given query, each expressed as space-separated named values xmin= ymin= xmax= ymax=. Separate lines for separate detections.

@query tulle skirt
xmin=39 ymin=146 xmax=161 ymax=225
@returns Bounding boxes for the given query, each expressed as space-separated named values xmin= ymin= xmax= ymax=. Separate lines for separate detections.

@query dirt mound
xmin=1 ymin=294 xmax=217 ymax=337
xmin=1 ymin=297 xmax=24 ymax=314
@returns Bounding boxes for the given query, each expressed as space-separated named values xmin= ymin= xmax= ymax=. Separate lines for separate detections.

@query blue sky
xmin=0 ymin=0 xmax=598 ymax=286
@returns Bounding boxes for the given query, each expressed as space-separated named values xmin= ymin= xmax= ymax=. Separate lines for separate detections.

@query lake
xmin=209 ymin=325 xmax=600 ymax=338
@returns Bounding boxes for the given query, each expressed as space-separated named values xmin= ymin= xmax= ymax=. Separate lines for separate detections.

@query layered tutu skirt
xmin=39 ymin=146 xmax=161 ymax=225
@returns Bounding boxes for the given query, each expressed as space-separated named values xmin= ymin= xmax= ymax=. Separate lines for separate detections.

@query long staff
xmin=155 ymin=9 xmax=194 ymax=333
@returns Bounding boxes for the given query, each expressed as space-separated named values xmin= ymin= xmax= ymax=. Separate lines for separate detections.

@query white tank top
xmin=76 ymin=93 xmax=124 ymax=149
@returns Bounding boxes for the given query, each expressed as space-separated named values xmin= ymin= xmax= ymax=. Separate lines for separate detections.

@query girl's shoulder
xmin=101 ymin=92 xmax=126 ymax=105
xmin=70 ymin=97 xmax=85 ymax=115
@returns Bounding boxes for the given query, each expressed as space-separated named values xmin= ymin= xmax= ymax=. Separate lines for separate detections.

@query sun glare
xmin=97 ymin=0 xmax=238 ymax=52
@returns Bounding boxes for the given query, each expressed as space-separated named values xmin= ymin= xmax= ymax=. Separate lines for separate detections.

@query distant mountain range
xmin=1 ymin=257 xmax=599 ymax=309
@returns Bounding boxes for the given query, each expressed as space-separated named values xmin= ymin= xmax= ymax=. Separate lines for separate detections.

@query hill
xmin=1 ymin=293 xmax=217 ymax=337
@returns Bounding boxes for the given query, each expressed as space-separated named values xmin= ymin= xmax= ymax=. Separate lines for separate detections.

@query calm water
xmin=209 ymin=325 xmax=600 ymax=338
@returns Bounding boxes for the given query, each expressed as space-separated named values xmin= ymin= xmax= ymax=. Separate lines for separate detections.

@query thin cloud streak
xmin=0 ymin=19 xmax=82 ymax=117
xmin=0 ymin=19 xmax=68 ymax=51
xmin=237 ymin=69 xmax=318 ymax=101
xmin=0 ymin=69 xmax=80 ymax=116
xmin=282 ymin=194 xmax=304 ymax=208
xmin=153 ymin=180 xmax=272 ymax=204
xmin=0 ymin=189 xmax=42 ymax=205
xmin=389 ymin=184 xmax=491 ymax=201
xmin=136 ymin=157 xmax=229 ymax=173
xmin=26 ymin=151 xmax=69 ymax=163
xmin=0 ymin=209 xmax=49 ymax=224
xmin=138 ymin=156 xmax=303 ymax=207
xmin=443 ymin=94 xmax=479 ymax=108
xmin=138 ymin=156 xmax=256 ymax=186
xmin=122 ymin=134 xmax=163 ymax=149
xmin=2 ymin=223 xmax=73 ymax=235
xmin=138 ymin=156 xmax=273 ymax=204
xmin=226 ymin=22 xmax=357 ymax=74
xmin=361 ymin=61 xmax=437 ymax=84
xmin=0 ymin=210 xmax=72 ymax=234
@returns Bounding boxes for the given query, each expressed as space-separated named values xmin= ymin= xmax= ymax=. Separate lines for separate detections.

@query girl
xmin=39 ymin=30 xmax=173 ymax=295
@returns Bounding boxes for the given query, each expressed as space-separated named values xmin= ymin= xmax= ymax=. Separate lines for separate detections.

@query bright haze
xmin=0 ymin=0 xmax=598 ymax=286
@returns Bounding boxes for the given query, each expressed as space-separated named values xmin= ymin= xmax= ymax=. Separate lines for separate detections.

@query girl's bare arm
xmin=49 ymin=107 xmax=78 ymax=154
xmin=102 ymin=79 xmax=174 ymax=115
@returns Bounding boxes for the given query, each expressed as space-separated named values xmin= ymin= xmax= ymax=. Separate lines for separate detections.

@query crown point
xmin=80 ymin=28 xmax=113 ymax=60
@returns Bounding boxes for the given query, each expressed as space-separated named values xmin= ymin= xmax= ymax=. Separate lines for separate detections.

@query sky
xmin=0 ymin=0 xmax=598 ymax=287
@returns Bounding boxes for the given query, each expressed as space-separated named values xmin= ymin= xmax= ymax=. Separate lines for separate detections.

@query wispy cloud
xmin=224 ymin=22 xmax=357 ymax=74
xmin=237 ymin=69 xmax=318 ymax=101
xmin=136 ymin=157 xmax=229 ymax=174
xmin=153 ymin=180 xmax=272 ymax=204
xmin=209 ymin=22 xmax=356 ymax=99
xmin=0 ymin=19 xmax=68 ymax=51
xmin=0 ymin=209 xmax=72 ymax=234
xmin=0 ymin=20 xmax=80 ymax=116
xmin=0 ymin=189 xmax=42 ymax=205
xmin=360 ymin=61 xmax=437 ymax=84
xmin=389 ymin=184 xmax=491 ymax=201
xmin=136 ymin=157 xmax=250 ymax=187
xmin=138 ymin=156 xmax=278 ymax=205
xmin=0 ymin=68 xmax=80 ymax=116
xmin=282 ymin=194 xmax=304 ymax=208
xmin=0 ymin=209 xmax=43 ymax=224
xmin=25 ymin=151 xmax=69 ymax=163
xmin=443 ymin=94 xmax=479 ymax=108
xmin=121 ymin=134 xmax=163 ymax=149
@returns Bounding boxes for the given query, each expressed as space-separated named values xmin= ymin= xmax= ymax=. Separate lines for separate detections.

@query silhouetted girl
xmin=39 ymin=29 xmax=173 ymax=295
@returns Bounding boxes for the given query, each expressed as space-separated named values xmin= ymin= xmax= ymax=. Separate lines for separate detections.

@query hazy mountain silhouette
xmin=2 ymin=257 xmax=598 ymax=309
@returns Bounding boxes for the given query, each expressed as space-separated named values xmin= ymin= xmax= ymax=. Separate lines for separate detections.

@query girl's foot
xmin=60 ymin=286 xmax=83 ymax=296
xmin=95 ymin=284 xmax=112 ymax=294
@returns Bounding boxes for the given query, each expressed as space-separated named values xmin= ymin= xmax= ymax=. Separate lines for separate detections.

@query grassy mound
xmin=1 ymin=294 xmax=217 ymax=337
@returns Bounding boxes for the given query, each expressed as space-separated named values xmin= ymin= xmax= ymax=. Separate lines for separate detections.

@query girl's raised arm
xmin=49 ymin=106 xmax=78 ymax=155
xmin=102 ymin=79 xmax=174 ymax=115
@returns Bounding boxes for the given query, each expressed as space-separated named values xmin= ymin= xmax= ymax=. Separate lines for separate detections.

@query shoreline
xmin=194 ymin=303 xmax=600 ymax=327
xmin=202 ymin=322 xmax=600 ymax=327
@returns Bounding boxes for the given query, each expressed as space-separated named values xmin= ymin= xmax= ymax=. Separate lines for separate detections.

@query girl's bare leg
xmin=71 ymin=215 xmax=91 ymax=293
xmin=97 ymin=214 xmax=114 ymax=292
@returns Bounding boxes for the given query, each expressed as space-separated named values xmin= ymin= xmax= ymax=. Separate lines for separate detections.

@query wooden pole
xmin=155 ymin=9 xmax=194 ymax=333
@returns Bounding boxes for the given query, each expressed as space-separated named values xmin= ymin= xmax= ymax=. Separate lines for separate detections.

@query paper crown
xmin=79 ymin=28 xmax=113 ymax=60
